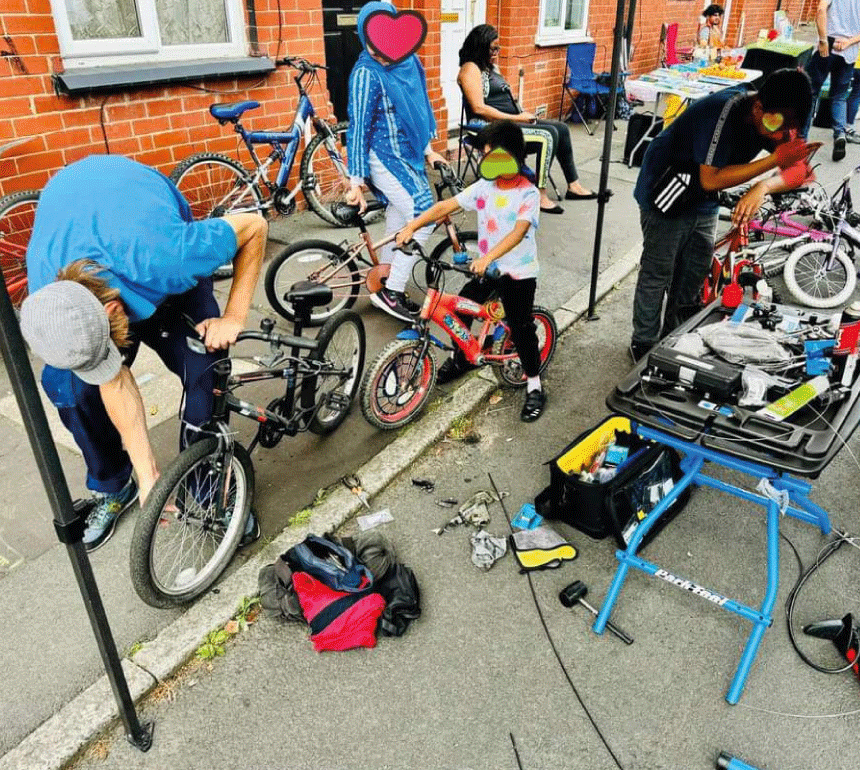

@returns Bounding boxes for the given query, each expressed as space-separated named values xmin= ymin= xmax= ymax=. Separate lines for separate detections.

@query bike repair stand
xmin=592 ymin=424 xmax=832 ymax=704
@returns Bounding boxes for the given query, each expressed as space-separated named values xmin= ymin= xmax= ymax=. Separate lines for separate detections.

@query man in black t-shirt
xmin=630 ymin=69 xmax=817 ymax=360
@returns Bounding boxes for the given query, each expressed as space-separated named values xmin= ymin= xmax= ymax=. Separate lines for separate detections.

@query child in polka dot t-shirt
xmin=396 ymin=120 xmax=547 ymax=422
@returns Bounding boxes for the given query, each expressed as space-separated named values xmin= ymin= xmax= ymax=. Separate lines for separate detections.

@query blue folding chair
xmin=559 ymin=42 xmax=616 ymax=136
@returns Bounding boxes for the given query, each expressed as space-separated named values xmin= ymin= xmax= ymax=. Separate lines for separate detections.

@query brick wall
xmin=0 ymin=0 xmax=807 ymax=199
xmin=0 ymin=0 xmax=337 ymax=197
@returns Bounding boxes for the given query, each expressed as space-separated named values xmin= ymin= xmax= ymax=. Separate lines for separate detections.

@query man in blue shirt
xmin=804 ymin=0 xmax=860 ymax=160
xmin=20 ymin=155 xmax=267 ymax=550
xmin=630 ymin=69 xmax=817 ymax=361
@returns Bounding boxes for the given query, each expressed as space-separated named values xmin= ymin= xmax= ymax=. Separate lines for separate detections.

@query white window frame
xmin=535 ymin=0 xmax=591 ymax=47
xmin=50 ymin=0 xmax=247 ymax=68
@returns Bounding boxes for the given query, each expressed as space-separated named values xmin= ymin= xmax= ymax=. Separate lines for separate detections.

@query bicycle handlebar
xmin=182 ymin=314 xmax=317 ymax=354
xmin=275 ymin=57 xmax=327 ymax=72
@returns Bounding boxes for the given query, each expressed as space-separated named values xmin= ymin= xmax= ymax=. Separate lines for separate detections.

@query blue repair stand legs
xmin=593 ymin=425 xmax=831 ymax=704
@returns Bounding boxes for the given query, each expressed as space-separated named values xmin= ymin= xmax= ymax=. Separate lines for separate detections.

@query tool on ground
xmin=716 ymin=751 xmax=765 ymax=770
xmin=341 ymin=474 xmax=371 ymax=509
xmin=433 ymin=490 xmax=496 ymax=535
xmin=412 ymin=478 xmax=435 ymax=492
xmin=803 ymin=613 xmax=860 ymax=682
xmin=559 ymin=580 xmax=634 ymax=645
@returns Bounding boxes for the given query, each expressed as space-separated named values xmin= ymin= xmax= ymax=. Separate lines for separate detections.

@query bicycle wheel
xmin=170 ymin=153 xmax=265 ymax=278
xmin=783 ymin=242 xmax=856 ymax=309
xmin=491 ymin=306 xmax=558 ymax=388
xmin=427 ymin=229 xmax=479 ymax=294
xmin=265 ymin=239 xmax=361 ymax=325
xmin=300 ymin=120 xmax=382 ymax=226
xmin=129 ymin=438 xmax=254 ymax=608
xmin=360 ymin=338 xmax=437 ymax=430
xmin=305 ymin=309 xmax=366 ymax=435
xmin=0 ymin=190 xmax=39 ymax=309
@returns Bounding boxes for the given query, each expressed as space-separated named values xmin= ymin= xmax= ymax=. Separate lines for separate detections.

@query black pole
xmin=587 ymin=0 xmax=629 ymax=318
xmin=623 ymin=0 xmax=638 ymax=64
xmin=0 ymin=282 xmax=152 ymax=751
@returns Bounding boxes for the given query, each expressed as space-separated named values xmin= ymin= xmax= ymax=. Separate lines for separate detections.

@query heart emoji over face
xmin=762 ymin=112 xmax=784 ymax=133
xmin=479 ymin=148 xmax=519 ymax=180
xmin=363 ymin=10 xmax=428 ymax=64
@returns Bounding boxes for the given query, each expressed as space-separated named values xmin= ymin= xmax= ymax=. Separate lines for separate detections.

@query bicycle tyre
xmin=305 ymin=309 xmax=366 ymax=434
xmin=0 ymin=190 xmax=39 ymax=309
xmin=301 ymin=120 xmax=383 ymax=226
xmin=491 ymin=306 xmax=558 ymax=388
xmin=360 ymin=338 xmax=437 ymax=430
xmin=170 ymin=153 xmax=265 ymax=278
xmin=427 ymin=230 xmax=479 ymax=293
xmin=783 ymin=242 xmax=856 ymax=309
xmin=129 ymin=438 xmax=254 ymax=608
xmin=265 ymin=239 xmax=361 ymax=325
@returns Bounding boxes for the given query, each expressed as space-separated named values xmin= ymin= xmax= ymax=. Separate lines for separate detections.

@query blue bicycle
xmin=170 ymin=57 xmax=378 ymax=231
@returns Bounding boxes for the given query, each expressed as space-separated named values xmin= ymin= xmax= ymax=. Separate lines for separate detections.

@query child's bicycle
xmin=359 ymin=239 xmax=557 ymax=430
xmin=169 ymin=57 xmax=374 ymax=232
xmin=129 ymin=283 xmax=365 ymax=608
xmin=702 ymin=224 xmax=768 ymax=306
xmin=264 ymin=161 xmax=476 ymax=325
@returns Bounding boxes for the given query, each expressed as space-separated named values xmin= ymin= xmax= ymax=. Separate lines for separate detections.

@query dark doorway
xmin=322 ymin=0 xmax=371 ymax=121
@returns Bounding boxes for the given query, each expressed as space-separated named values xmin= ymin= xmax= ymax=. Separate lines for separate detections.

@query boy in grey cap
xmin=20 ymin=155 xmax=267 ymax=551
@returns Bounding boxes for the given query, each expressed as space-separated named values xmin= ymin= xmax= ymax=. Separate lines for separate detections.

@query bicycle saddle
xmin=209 ymin=101 xmax=261 ymax=122
xmin=286 ymin=281 xmax=334 ymax=308
xmin=330 ymin=200 xmax=386 ymax=226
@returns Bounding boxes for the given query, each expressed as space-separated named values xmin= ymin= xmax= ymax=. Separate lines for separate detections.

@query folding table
xmin=593 ymin=302 xmax=860 ymax=703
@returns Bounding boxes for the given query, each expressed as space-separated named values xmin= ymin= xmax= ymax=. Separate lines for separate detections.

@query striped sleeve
xmin=347 ymin=66 xmax=379 ymax=180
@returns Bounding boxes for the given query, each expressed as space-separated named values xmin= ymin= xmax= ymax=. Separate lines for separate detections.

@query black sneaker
xmin=629 ymin=340 xmax=652 ymax=363
xmin=833 ymin=135 xmax=847 ymax=162
xmin=437 ymin=357 xmax=476 ymax=384
xmin=521 ymin=389 xmax=547 ymax=422
xmin=402 ymin=291 xmax=421 ymax=314
xmin=370 ymin=287 xmax=415 ymax=322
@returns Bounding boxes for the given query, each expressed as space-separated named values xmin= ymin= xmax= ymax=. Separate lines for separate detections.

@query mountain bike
xmin=129 ymin=282 xmax=366 ymax=608
xmin=170 ymin=57 xmax=377 ymax=236
xmin=264 ymin=162 xmax=475 ymax=325
xmin=0 ymin=189 xmax=39 ymax=309
xmin=359 ymin=239 xmax=557 ymax=430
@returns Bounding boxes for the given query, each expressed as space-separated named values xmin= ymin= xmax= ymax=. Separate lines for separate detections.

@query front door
xmin=322 ymin=0 xmax=373 ymax=122
xmin=439 ymin=0 xmax=486 ymax=130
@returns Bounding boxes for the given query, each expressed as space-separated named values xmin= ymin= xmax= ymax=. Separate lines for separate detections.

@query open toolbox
xmin=608 ymin=300 xmax=860 ymax=476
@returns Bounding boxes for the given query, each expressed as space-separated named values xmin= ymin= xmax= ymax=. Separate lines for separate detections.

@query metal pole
xmin=586 ymin=0 xmax=629 ymax=319
xmin=0 ymin=281 xmax=152 ymax=751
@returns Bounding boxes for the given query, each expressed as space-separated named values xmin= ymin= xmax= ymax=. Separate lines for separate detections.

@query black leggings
xmin=453 ymin=275 xmax=540 ymax=378
xmin=530 ymin=119 xmax=579 ymax=185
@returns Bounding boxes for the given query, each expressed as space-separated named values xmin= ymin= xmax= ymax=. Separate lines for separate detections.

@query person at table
xmin=697 ymin=4 xmax=725 ymax=50
xmin=629 ymin=69 xmax=819 ymax=362
xmin=457 ymin=23 xmax=598 ymax=213
xmin=803 ymin=0 xmax=860 ymax=161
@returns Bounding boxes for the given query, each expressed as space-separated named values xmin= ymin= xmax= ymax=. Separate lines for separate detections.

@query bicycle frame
xmin=196 ymin=329 xmax=323 ymax=454
xmin=222 ymin=66 xmax=347 ymax=211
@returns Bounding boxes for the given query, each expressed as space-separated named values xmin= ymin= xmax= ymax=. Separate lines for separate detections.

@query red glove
xmin=774 ymin=138 xmax=814 ymax=170
xmin=780 ymin=160 xmax=816 ymax=188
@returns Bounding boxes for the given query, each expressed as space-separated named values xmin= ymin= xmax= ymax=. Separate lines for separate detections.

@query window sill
xmin=534 ymin=33 xmax=592 ymax=48
xmin=53 ymin=56 xmax=275 ymax=95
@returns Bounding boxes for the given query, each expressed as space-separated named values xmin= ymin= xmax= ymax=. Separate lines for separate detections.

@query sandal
xmin=520 ymin=389 xmax=547 ymax=422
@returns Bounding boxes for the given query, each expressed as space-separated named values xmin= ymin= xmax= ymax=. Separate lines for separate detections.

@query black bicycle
xmin=129 ymin=282 xmax=366 ymax=608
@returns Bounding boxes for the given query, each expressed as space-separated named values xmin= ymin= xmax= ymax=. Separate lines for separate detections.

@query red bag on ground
xmin=292 ymin=571 xmax=386 ymax=652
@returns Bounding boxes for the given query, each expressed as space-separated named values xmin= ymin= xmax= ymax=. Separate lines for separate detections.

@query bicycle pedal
xmin=324 ymin=392 xmax=351 ymax=410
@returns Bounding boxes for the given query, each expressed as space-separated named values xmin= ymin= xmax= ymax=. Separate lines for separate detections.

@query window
xmin=50 ymin=0 xmax=247 ymax=67
xmin=536 ymin=0 xmax=590 ymax=46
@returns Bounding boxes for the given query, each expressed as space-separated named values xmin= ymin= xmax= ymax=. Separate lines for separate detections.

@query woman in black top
xmin=457 ymin=24 xmax=597 ymax=213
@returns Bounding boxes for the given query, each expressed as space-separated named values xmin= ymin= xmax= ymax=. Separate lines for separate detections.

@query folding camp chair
xmin=559 ymin=42 xmax=619 ymax=136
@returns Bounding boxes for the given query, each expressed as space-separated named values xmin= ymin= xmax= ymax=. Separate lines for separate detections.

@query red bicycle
xmin=701 ymin=224 xmax=767 ymax=306
xmin=359 ymin=238 xmax=557 ymax=430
